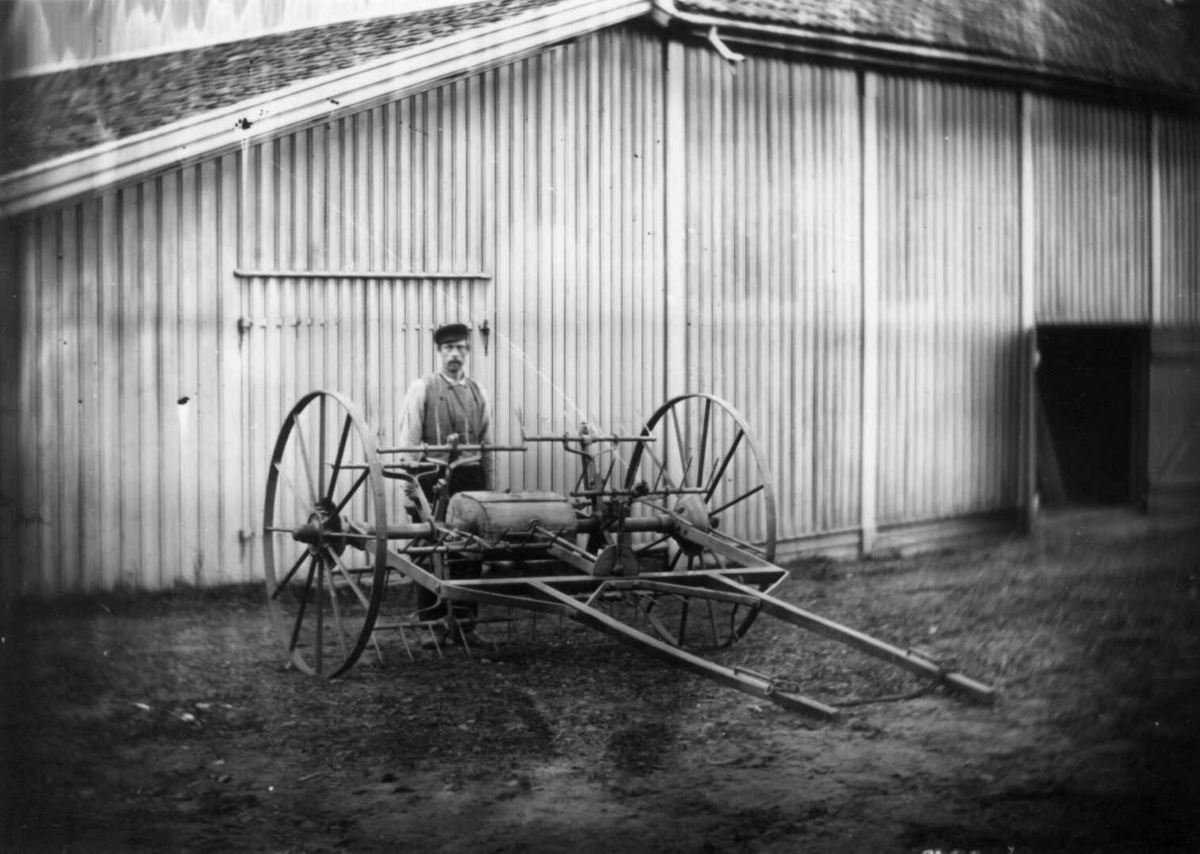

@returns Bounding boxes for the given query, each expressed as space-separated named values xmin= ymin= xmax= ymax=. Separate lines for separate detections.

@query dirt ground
xmin=3 ymin=508 xmax=1199 ymax=853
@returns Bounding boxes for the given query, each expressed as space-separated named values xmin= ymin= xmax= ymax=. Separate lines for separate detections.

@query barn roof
xmin=0 ymin=0 xmax=575 ymax=177
xmin=3 ymin=0 xmax=1198 ymax=217
xmin=0 ymin=0 xmax=648 ymax=215
xmin=670 ymin=0 xmax=1200 ymax=98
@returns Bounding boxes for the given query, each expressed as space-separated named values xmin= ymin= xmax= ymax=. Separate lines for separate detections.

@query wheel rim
xmin=621 ymin=393 xmax=777 ymax=647
xmin=263 ymin=391 xmax=388 ymax=677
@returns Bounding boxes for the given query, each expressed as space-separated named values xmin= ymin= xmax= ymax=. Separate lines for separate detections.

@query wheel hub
xmin=291 ymin=498 xmax=345 ymax=556
xmin=672 ymin=494 xmax=711 ymax=556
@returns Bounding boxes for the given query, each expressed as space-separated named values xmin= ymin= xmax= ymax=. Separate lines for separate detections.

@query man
xmin=397 ymin=322 xmax=494 ymax=646
xmin=397 ymin=321 xmax=494 ymax=500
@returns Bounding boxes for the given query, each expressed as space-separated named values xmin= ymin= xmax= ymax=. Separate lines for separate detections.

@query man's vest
xmin=420 ymin=372 xmax=487 ymax=446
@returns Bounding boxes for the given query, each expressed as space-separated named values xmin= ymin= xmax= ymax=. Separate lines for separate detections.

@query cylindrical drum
xmin=445 ymin=491 xmax=578 ymax=542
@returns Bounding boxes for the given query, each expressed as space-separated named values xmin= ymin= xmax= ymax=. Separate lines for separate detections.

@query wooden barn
xmin=2 ymin=0 xmax=1198 ymax=596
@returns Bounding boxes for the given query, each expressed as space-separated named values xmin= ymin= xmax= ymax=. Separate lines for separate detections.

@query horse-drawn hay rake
xmin=263 ymin=390 xmax=995 ymax=720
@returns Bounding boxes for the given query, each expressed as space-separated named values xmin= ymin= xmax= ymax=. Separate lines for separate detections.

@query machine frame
xmin=263 ymin=390 xmax=995 ymax=720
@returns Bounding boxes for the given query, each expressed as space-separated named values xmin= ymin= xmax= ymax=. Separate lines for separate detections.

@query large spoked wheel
xmin=622 ymin=393 xmax=777 ymax=648
xmin=263 ymin=391 xmax=388 ymax=677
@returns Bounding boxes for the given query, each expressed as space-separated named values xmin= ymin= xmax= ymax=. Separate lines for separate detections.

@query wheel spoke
xmin=292 ymin=415 xmax=318 ymax=506
xmin=634 ymin=534 xmax=672 ymax=556
xmin=315 ymin=558 xmax=325 ymax=676
xmin=679 ymin=450 xmax=695 ymax=492
xmin=273 ymin=460 xmax=310 ymax=510
xmin=289 ymin=556 xmax=319 ymax=653
xmin=332 ymin=470 xmax=369 ymax=515
xmin=669 ymin=406 xmax=692 ymax=486
xmin=330 ymin=547 xmax=387 ymax=663
xmin=710 ymin=484 xmax=765 ymax=518
xmin=324 ymin=415 xmax=354 ymax=502
xmin=271 ymin=550 xmax=309 ymax=600
xmin=704 ymin=428 xmax=745 ymax=501
xmin=326 ymin=546 xmax=373 ymax=610
xmin=265 ymin=391 xmax=387 ymax=679
xmin=618 ymin=393 xmax=776 ymax=657
xmin=325 ymin=560 xmax=350 ymax=663
xmin=697 ymin=398 xmax=712 ymax=481
xmin=318 ymin=395 xmax=328 ymax=498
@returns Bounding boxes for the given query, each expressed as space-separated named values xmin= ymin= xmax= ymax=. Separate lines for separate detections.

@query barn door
xmin=1147 ymin=327 xmax=1200 ymax=513
xmin=238 ymin=273 xmax=490 ymax=576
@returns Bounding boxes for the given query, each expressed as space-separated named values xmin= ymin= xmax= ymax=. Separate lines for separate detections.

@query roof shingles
xmin=0 ymin=0 xmax=560 ymax=175
xmin=3 ymin=0 xmax=1198 ymax=178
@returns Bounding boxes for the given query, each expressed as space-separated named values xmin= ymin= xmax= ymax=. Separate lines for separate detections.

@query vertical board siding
xmin=9 ymin=27 xmax=1014 ymax=594
xmin=1161 ymin=115 xmax=1200 ymax=326
xmin=1033 ymin=97 xmax=1151 ymax=323
xmin=239 ymin=76 xmax=499 ymax=584
xmin=0 ymin=219 xmax=18 ymax=599
xmin=241 ymin=274 xmax=489 ymax=574
xmin=11 ymin=164 xmax=243 ymax=593
xmin=680 ymin=48 xmax=862 ymax=543
xmin=492 ymin=31 xmax=672 ymax=494
xmin=20 ymin=23 xmax=1188 ymax=594
xmin=240 ymin=27 xmax=667 ymax=581
xmin=487 ymin=30 xmax=666 ymax=495
xmin=17 ymin=218 xmax=41 ymax=590
xmin=874 ymin=76 xmax=1021 ymax=524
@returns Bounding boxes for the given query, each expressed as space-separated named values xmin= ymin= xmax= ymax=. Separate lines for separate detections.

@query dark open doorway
xmin=1036 ymin=325 xmax=1147 ymax=507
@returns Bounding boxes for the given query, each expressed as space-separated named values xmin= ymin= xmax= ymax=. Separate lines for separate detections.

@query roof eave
xmin=0 ymin=0 xmax=651 ymax=218
xmin=651 ymin=0 xmax=1199 ymax=108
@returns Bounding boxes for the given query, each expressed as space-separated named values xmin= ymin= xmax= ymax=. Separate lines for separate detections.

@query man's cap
xmin=433 ymin=322 xmax=471 ymax=346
